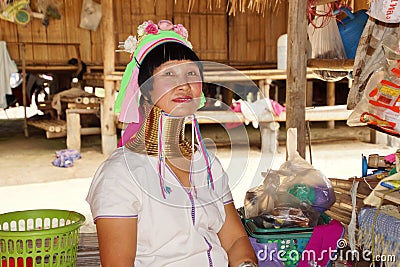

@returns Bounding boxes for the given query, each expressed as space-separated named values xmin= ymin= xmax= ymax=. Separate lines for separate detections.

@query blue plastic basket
xmin=238 ymin=208 xmax=331 ymax=266
xmin=244 ymin=218 xmax=312 ymax=266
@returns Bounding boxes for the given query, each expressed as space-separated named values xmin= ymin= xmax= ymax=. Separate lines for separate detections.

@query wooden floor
xmin=76 ymin=232 xmax=377 ymax=267
xmin=77 ymin=233 xmax=100 ymax=266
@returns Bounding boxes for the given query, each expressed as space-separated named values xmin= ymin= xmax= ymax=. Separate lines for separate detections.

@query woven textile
xmin=358 ymin=206 xmax=400 ymax=267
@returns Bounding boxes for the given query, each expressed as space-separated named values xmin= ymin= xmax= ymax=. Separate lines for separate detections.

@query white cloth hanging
xmin=0 ymin=41 xmax=18 ymax=108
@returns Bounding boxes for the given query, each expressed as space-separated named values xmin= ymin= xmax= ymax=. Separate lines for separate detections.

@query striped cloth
xmin=358 ymin=206 xmax=400 ymax=267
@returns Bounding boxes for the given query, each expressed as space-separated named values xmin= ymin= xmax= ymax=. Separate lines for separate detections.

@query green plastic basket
xmin=0 ymin=209 xmax=86 ymax=267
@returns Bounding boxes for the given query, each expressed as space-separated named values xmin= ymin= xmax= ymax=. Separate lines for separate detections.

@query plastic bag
xmin=308 ymin=4 xmax=349 ymax=82
xmin=347 ymin=35 xmax=400 ymax=136
xmin=278 ymin=128 xmax=336 ymax=213
xmin=243 ymin=129 xmax=335 ymax=228
xmin=79 ymin=0 xmax=102 ymax=31
xmin=368 ymin=0 xmax=400 ymax=23
xmin=250 ymin=191 xmax=320 ymax=228
xmin=244 ymin=171 xmax=280 ymax=219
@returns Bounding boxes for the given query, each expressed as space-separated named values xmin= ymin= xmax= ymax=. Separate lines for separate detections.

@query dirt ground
xmin=0 ymin=119 xmax=398 ymax=233
xmin=0 ymin=119 xmax=108 ymax=186
xmin=0 ymin=119 xmax=396 ymax=186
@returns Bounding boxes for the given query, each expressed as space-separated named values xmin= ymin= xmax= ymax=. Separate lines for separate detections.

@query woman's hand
xmin=218 ymin=203 xmax=258 ymax=267
xmin=96 ymin=217 xmax=138 ymax=267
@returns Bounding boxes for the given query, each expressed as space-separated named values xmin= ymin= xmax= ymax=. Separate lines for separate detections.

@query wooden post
xmin=259 ymin=78 xmax=272 ymax=99
xmin=306 ymin=80 xmax=313 ymax=107
xmin=21 ymin=43 xmax=29 ymax=137
xmin=260 ymin=122 xmax=278 ymax=154
xmin=66 ymin=110 xmax=81 ymax=151
xmin=101 ymin=0 xmax=117 ymax=155
xmin=326 ymin=81 xmax=335 ymax=129
xmin=286 ymin=0 xmax=308 ymax=158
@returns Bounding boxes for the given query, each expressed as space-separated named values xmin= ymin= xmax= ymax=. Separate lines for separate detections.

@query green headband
xmin=115 ymin=20 xmax=205 ymax=123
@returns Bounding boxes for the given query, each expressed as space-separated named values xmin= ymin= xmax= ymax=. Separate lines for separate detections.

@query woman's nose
xmin=175 ymin=76 xmax=191 ymax=90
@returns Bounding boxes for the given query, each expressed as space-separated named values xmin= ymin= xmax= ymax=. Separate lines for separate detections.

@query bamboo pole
xmin=101 ymin=0 xmax=117 ymax=155
xmin=314 ymin=0 xmax=338 ymax=6
xmin=286 ymin=0 xmax=308 ymax=158
xmin=21 ymin=43 xmax=28 ymax=137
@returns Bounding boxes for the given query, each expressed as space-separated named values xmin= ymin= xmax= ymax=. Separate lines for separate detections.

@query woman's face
xmin=149 ymin=60 xmax=202 ymax=116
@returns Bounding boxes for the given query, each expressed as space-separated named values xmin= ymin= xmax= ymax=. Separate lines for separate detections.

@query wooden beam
xmin=307 ymin=59 xmax=354 ymax=71
xmin=81 ymin=127 xmax=102 ymax=136
xmin=19 ymin=66 xmax=79 ymax=71
xmin=374 ymin=190 xmax=400 ymax=205
xmin=106 ymin=69 xmax=317 ymax=83
xmin=314 ymin=0 xmax=338 ymax=6
xmin=286 ymin=0 xmax=308 ymax=158
xmin=194 ymin=105 xmax=352 ymax=124
xmin=101 ymin=0 xmax=117 ymax=155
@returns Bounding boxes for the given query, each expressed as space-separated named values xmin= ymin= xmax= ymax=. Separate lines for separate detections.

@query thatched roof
xmin=179 ymin=0 xmax=352 ymax=16
xmin=179 ymin=0 xmax=283 ymax=15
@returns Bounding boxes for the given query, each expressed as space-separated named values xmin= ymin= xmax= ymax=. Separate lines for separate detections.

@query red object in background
xmin=1 ymin=257 xmax=33 ymax=267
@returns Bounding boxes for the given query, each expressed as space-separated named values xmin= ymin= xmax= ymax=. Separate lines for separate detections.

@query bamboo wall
xmin=0 ymin=0 xmax=288 ymax=68
xmin=0 ymin=0 xmax=370 ymax=68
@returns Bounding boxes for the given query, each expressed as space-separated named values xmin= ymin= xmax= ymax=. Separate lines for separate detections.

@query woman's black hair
xmin=138 ymin=42 xmax=204 ymax=100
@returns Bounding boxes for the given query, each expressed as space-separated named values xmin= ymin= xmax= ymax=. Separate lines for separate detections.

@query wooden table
xmin=62 ymin=96 xmax=102 ymax=151
xmin=374 ymin=189 xmax=400 ymax=205
xmin=77 ymin=233 xmax=100 ymax=266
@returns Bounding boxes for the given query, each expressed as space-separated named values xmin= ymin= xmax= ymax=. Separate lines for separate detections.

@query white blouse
xmin=86 ymin=146 xmax=233 ymax=266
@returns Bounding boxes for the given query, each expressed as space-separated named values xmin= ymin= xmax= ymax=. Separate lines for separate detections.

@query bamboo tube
xmin=325 ymin=209 xmax=351 ymax=225
xmin=334 ymin=187 xmax=368 ymax=200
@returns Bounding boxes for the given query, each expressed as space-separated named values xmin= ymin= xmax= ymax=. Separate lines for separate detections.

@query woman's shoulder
xmin=104 ymin=147 xmax=149 ymax=165
xmin=97 ymin=147 xmax=152 ymax=175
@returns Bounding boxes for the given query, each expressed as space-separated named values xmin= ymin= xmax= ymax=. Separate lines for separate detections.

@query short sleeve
xmin=86 ymin=150 xmax=143 ymax=221
xmin=210 ymin=155 xmax=233 ymax=205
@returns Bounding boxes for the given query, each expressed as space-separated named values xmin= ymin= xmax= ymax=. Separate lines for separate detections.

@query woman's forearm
xmin=227 ymin=235 xmax=258 ymax=267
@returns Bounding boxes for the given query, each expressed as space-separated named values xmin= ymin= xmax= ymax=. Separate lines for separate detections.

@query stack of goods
xmin=242 ymin=129 xmax=338 ymax=266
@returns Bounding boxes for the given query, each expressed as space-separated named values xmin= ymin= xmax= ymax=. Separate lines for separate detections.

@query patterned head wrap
xmin=115 ymin=20 xmax=195 ymax=123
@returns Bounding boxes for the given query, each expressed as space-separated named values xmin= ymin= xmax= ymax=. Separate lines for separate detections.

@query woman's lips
xmin=172 ymin=96 xmax=193 ymax=103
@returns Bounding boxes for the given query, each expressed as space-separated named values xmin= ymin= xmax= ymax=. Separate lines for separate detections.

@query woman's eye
xmin=187 ymin=71 xmax=199 ymax=76
xmin=164 ymin=71 xmax=174 ymax=76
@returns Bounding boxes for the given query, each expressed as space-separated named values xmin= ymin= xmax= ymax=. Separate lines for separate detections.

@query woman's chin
xmin=167 ymin=105 xmax=197 ymax=117
xmin=167 ymin=102 xmax=199 ymax=117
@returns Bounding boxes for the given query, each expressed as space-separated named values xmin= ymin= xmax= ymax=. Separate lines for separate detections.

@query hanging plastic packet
xmin=244 ymin=170 xmax=280 ymax=219
xmin=347 ymin=35 xmax=400 ymax=136
xmin=308 ymin=4 xmax=349 ymax=82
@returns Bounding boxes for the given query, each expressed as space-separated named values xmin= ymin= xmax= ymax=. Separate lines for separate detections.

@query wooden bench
xmin=66 ymin=108 xmax=101 ymax=151
xmin=7 ymin=42 xmax=82 ymax=137
xmin=194 ymin=105 xmax=352 ymax=153
xmin=195 ymin=105 xmax=352 ymax=124
xmin=104 ymin=67 xmax=353 ymax=153
xmin=27 ymin=119 xmax=67 ymax=139
xmin=26 ymin=94 xmax=102 ymax=152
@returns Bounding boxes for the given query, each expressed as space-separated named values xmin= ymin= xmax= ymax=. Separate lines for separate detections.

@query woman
xmin=86 ymin=20 xmax=258 ymax=267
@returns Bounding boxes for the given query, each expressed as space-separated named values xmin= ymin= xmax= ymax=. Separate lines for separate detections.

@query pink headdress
xmin=115 ymin=20 xmax=193 ymax=146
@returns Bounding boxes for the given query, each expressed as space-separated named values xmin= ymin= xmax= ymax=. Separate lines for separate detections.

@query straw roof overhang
xmin=176 ymin=0 xmax=351 ymax=15
xmin=172 ymin=0 xmax=283 ymax=15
